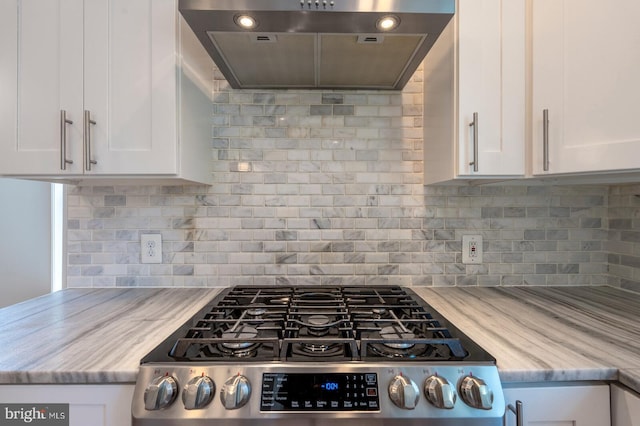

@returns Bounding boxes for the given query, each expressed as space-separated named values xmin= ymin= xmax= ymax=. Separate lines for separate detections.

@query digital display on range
xmin=322 ymin=381 xmax=339 ymax=391
xmin=261 ymin=373 xmax=379 ymax=411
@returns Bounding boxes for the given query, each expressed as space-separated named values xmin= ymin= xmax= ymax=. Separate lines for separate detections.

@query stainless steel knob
xmin=388 ymin=375 xmax=420 ymax=409
xmin=220 ymin=375 xmax=251 ymax=410
xmin=183 ymin=375 xmax=215 ymax=410
xmin=144 ymin=375 xmax=178 ymax=410
xmin=424 ymin=375 xmax=456 ymax=409
xmin=459 ymin=376 xmax=493 ymax=410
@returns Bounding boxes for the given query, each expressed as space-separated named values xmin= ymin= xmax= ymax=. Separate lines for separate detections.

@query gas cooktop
xmin=141 ymin=286 xmax=493 ymax=363
xmin=133 ymin=286 xmax=504 ymax=426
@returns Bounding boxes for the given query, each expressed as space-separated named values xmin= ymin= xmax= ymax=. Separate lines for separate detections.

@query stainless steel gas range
xmin=132 ymin=286 xmax=505 ymax=426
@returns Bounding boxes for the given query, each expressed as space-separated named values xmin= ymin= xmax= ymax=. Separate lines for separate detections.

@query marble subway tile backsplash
xmin=606 ymin=184 xmax=640 ymax=293
xmin=66 ymin=184 xmax=609 ymax=288
xmin=65 ymin=67 xmax=610 ymax=288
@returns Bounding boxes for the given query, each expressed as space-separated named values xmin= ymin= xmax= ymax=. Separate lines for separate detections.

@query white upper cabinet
xmin=0 ymin=0 xmax=81 ymax=175
xmin=0 ymin=0 xmax=213 ymax=184
xmin=83 ymin=0 xmax=178 ymax=175
xmin=424 ymin=0 xmax=525 ymax=184
xmin=530 ymin=0 xmax=640 ymax=175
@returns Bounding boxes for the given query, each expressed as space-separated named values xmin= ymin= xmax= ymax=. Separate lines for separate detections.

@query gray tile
xmin=536 ymin=264 xmax=557 ymax=274
xmin=482 ymin=207 xmax=503 ymax=218
xmin=276 ymin=231 xmax=298 ymax=241
xmin=333 ymin=105 xmax=354 ymax=115
xmin=173 ymin=265 xmax=194 ymax=276
xmin=254 ymin=93 xmax=276 ymax=104
xmin=104 ymin=195 xmax=126 ymax=206
xmin=524 ymin=230 xmax=546 ymax=240
xmin=322 ymin=94 xmax=344 ymax=104
xmin=310 ymin=105 xmax=332 ymax=116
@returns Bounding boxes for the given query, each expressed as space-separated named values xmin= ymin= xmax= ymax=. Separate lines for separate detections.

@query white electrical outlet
xmin=141 ymin=234 xmax=162 ymax=264
xmin=462 ymin=235 xmax=483 ymax=264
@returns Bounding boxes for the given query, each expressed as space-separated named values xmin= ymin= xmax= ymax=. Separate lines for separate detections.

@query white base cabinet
xmin=503 ymin=383 xmax=610 ymax=426
xmin=423 ymin=0 xmax=525 ymax=184
xmin=0 ymin=0 xmax=213 ymax=184
xmin=0 ymin=384 xmax=134 ymax=426
xmin=611 ymin=384 xmax=640 ymax=426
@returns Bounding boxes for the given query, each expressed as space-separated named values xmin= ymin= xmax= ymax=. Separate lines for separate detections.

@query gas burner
xmin=220 ymin=325 xmax=258 ymax=350
xmin=217 ymin=343 xmax=259 ymax=358
xmin=302 ymin=342 xmax=333 ymax=353
xmin=292 ymin=342 xmax=345 ymax=358
xmin=379 ymin=325 xmax=416 ymax=349
xmin=306 ymin=314 xmax=331 ymax=336
xmin=246 ymin=308 xmax=267 ymax=317
xmin=308 ymin=315 xmax=331 ymax=326
xmin=218 ymin=325 xmax=261 ymax=358
xmin=368 ymin=342 xmax=431 ymax=359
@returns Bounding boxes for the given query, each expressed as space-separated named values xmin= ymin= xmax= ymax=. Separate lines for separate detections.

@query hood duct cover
xmin=179 ymin=0 xmax=455 ymax=90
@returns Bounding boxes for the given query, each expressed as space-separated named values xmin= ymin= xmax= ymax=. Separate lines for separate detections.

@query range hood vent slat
xmin=253 ymin=34 xmax=277 ymax=43
xmin=357 ymin=35 xmax=383 ymax=44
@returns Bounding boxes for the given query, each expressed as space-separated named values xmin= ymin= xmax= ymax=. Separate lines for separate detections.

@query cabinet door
xmin=504 ymin=384 xmax=610 ymax=426
xmin=0 ymin=1 xmax=18 ymax=166
xmin=0 ymin=384 xmax=134 ymax=426
xmin=83 ymin=0 xmax=177 ymax=175
xmin=0 ymin=0 xmax=83 ymax=175
xmin=531 ymin=0 xmax=640 ymax=175
xmin=611 ymin=384 xmax=640 ymax=426
xmin=457 ymin=0 xmax=524 ymax=177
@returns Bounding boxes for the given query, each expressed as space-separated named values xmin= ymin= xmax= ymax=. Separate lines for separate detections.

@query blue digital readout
xmin=321 ymin=382 xmax=339 ymax=391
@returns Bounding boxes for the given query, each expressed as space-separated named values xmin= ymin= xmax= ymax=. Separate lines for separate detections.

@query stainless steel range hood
xmin=178 ymin=0 xmax=455 ymax=90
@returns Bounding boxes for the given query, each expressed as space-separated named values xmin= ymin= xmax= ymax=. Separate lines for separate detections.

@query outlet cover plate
xmin=462 ymin=235 xmax=483 ymax=264
xmin=141 ymin=234 xmax=162 ymax=264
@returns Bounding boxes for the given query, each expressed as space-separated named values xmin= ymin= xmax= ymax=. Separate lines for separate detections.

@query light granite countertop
xmin=0 ymin=288 xmax=221 ymax=384
xmin=412 ymin=286 xmax=640 ymax=387
xmin=1 ymin=285 xmax=639 ymax=394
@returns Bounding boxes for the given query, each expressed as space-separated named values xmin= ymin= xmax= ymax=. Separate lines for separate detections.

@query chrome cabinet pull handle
xmin=469 ymin=112 xmax=479 ymax=172
xmin=543 ymin=109 xmax=549 ymax=172
xmin=60 ymin=110 xmax=74 ymax=170
xmin=507 ymin=400 xmax=523 ymax=426
xmin=84 ymin=110 xmax=97 ymax=171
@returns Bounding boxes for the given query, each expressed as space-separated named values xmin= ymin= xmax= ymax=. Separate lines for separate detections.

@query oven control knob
xmin=459 ymin=376 xmax=493 ymax=410
xmin=424 ymin=375 xmax=456 ymax=409
xmin=220 ymin=375 xmax=251 ymax=410
xmin=144 ymin=375 xmax=178 ymax=410
xmin=183 ymin=375 xmax=215 ymax=410
xmin=388 ymin=375 xmax=420 ymax=409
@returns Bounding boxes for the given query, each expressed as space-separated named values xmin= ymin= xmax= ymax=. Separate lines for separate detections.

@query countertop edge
xmin=0 ymin=371 xmax=137 ymax=385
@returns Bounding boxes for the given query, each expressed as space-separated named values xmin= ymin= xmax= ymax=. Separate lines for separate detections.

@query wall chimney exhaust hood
xmin=178 ymin=0 xmax=455 ymax=90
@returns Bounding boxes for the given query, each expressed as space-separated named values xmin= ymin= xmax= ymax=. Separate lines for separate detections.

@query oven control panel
xmin=132 ymin=364 xmax=506 ymax=424
xmin=260 ymin=373 xmax=379 ymax=411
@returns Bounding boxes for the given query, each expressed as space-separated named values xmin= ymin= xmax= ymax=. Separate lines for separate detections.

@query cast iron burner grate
xmin=156 ymin=286 xmax=479 ymax=363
